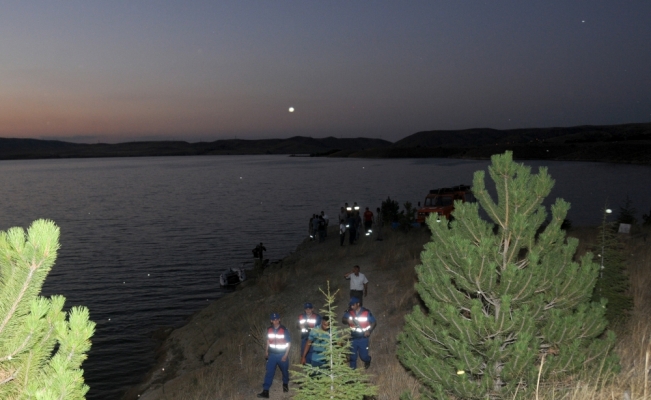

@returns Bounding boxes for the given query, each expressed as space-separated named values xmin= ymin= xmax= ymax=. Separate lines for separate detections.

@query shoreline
xmin=121 ymin=225 xmax=430 ymax=399
xmin=2 ymin=149 xmax=650 ymax=166
xmin=120 ymin=223 xmax=642 ymax=399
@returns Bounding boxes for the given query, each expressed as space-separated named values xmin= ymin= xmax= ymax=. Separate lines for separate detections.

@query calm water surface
xmin=1 ymin=155 xmax=650 ymax=399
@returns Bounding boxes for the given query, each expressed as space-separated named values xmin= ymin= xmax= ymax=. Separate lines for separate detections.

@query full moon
xmin=288 ymin=107 xmax=295 ymax=112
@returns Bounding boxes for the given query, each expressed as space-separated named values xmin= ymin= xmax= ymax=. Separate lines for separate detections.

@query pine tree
xmin=399 ymin=201 xmax=417 ymax=232
xmin=381 ymin=197 xmax=400 ymax=224
xmin=397 ymin=151 xmax=617 ymax=399
xmin=0 ymin=219 xmax=96 ymax=399
xmin=592 ymin=208 xmax=632 ymax=325
xmin=293 ymin=281 xmax=377 ymax=400
xmin=616 ymin=196 xmax=637 ymax=226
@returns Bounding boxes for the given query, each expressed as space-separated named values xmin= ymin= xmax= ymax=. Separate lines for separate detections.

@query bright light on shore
xmin=288 ymin=107 xmax=295 ymax=112
xmin=605 ymin=209 xmax=612 ymax=214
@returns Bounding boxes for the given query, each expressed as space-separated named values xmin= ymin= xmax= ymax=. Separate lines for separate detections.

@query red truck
xmin=416 ymin=185 xmax=475 ymax=224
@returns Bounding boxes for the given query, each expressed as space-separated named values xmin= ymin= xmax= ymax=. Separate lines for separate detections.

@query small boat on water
xmin=219 ymin=265 xmax=247 ymax=287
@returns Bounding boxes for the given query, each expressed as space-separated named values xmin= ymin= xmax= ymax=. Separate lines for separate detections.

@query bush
xmin=642 ymin=208 xmax=651 ymax=226
xmin=617 ymin=196 xmax=637 ymax=225
xmin=399 ymin=201 xmax=417 ymax=231
xmin=381 ymin=197 xmax=400 ymax=224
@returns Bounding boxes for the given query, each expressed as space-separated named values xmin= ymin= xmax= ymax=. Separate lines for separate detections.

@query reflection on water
xmin=1 ymin=155 xmax=650 ymax=399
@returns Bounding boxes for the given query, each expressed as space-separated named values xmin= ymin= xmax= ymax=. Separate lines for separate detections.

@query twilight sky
xmin=1 ymin=1 xmax=650 ymax=143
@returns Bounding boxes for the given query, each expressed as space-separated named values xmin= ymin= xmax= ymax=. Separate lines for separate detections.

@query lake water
xmin=1 ymin=155 xmax=650 ymax=399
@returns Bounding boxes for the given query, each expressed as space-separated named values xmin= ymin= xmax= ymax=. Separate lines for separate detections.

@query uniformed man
xmin=301 ymin=315 xmax=331 ymax=368
xmin=342 ymin=297 xmax=376 ymax=369
xmin=258 ymin=312 xmax=290 ymax=398
xmin=298 ymin=303 xmax=321 ymax=365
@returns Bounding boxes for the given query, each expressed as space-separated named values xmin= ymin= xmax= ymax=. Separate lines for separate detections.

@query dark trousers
xmin=263 ymin=352 xmax=289 ymax=390
xmin=340 ymin=232 xmax=346 ymax=246
xmin=349 ymin=229 xmax=356 ymax=244
xmin=349 ymin=337 xmax=370 ymax=369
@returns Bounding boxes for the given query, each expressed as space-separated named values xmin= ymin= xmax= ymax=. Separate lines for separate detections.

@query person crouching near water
xmin=257 ymin=313 xmax=290 ymax=398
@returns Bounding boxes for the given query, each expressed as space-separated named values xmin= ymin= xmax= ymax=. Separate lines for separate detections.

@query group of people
xmin=338 ymin=203 xmax=384 ymax=246
xmin=256 ymin=265 xmax=375 ymax=398
xmin=308 ymin=211 xmax=329 ymax=242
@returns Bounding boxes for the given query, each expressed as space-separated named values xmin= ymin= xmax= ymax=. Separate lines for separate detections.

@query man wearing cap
xmin=298 ymin=303 xmax=322 ymax=366
xmin=344 ymin=265 xmax=368 ymax=306
xmin=258 ymin=313 xmax=291 ymax=398
xmin=342 ymin=297 xmax=376 ymax=369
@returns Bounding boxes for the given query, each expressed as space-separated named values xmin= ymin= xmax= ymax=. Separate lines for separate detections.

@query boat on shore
xmin=219 ymin=264 xmax=248 ymax=287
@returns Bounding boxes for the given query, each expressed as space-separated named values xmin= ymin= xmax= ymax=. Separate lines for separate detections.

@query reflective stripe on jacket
xmin=267 ymin=326 xmax=290 ymax=352
xmin=347 ymin=309 xmax=372 ymax=336
xmin=298 ymin=313 xmax=319 ymax=334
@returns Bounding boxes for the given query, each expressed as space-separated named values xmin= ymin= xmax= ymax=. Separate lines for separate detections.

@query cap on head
xmin=270 ymin=312 xmax=280 ymax=320
xmin=304 ymin=302 xmax=313 ymax=309
xmin=349 ymin=297 xmax=360 ymax=306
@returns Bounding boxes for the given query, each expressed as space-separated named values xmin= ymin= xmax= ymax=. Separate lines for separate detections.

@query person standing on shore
xmin=338 ymin=207 xmax=347 ymax=227
xmin=311 ymin=215 xmax=320 ymax=241
xmin=318 ymin=215 xmax=326 ymax=243
xmin=253 ymin=243 xmax=266 ymax=274
xmin=363 ymin=207 xmax=373 ymax=236
xmin=298 ymin=303 xmax=321 ymax=365
xmin=258 ymin=313 xmax=291 ymax=398
xmin=342 ymin=297 xmax=376 ymax=369
xmin=344 ymin=265 xmax=368 ymax=306
xmin=339 ymin=220 xmax=347 ymax=246
xmin=347 ymin=213 xmax=357 ymax=245
xmin=375 ymin=207 xmax=384 ymax=241
xmin=321 ymin=211 xmax=329 ymax=237
xmin=354 ymin=211 xmax=363 ymax=241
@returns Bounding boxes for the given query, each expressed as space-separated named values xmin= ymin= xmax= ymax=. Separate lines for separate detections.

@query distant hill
xmin=346 ymin=123 xmax=651 ymax=165
xmin=2 ymin=123 xmax=650 ymax=164
xmin=0 ymin=136 xmax=391 ymax=160
xmin=392 ymin=123 xmax=651 ymax=148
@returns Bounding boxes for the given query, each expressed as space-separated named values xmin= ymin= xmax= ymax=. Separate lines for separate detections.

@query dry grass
xmin=259 ymin=265 xmax=292 ymax=295
xmin=532 ymin=226 xmax=651 ymax=400
xmin=131 ymin=225 xmax=651 ymax=400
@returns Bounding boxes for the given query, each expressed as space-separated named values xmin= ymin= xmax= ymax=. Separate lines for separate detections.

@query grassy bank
xmin=124 ymin=225 xmax=651 ymax=399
